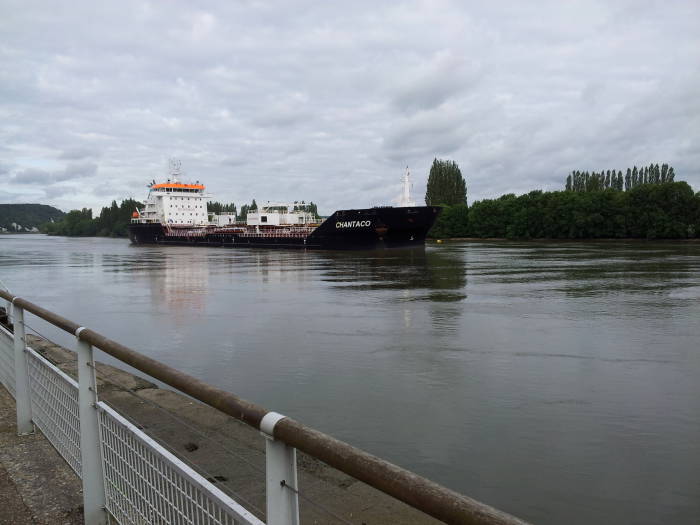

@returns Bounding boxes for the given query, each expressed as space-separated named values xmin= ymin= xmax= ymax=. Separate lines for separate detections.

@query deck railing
xmin=0 ymin=288 xmax=529 ymax=525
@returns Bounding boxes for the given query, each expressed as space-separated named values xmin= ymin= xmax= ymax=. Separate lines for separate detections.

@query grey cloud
xmin=253 ymin=110 xmax=309 ymax=129
xmin=392 ymin=53 xmax=482 ymax=113
xmin=0 ymin=187 xmax=45 ymax=204
xmin=382 ymin=103 xmax=487 ymax=163
xmin=393 ymin=78 xmax=461 ymax=114
xmin=0 ymin=1 xmax=697 ymax=211
xmin=580 ymin=83 xmax=603 ymax=105
xmin=9 ymin=163 xmax=98 ymax=185
xmin=55 ymin=162 xmax=98 ymax=181
xmin=90 ymin=184 xmax=121 ymax=199
xmin=59 ymin=147 xmax=101 ymax=160
xmin=221 ymin=157 xmax=247 ymax=167
xmin=12 ymin=168 xmax=51 ymax=185
xmin=43 ymin=185 xmax=76 ymax=199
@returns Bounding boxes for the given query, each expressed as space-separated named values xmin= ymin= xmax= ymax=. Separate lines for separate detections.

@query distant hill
xmin=0 ymin=204 xmax=65 ymax=232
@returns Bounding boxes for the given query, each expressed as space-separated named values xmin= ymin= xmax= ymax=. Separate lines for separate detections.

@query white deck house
xmin=246 ymin=202 xmax=318 ymax=226
xmin=136 ymin=179 xmax=209 ymax=226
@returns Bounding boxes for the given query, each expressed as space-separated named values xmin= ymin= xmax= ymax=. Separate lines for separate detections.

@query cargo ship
xmin=129 ymin=164 xmax=440 ymax=250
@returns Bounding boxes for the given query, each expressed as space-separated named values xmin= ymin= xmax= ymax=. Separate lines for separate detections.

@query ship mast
xmin=398 ymin=166 xmax=416 ymax=207
xmin=168 ymin=158 xmax=182 ymax=183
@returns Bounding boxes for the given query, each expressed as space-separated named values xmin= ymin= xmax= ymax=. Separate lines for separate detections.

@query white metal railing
xmin=0 ymin=306 xmax=266 ymax=525
xmin=0 ymin=291 xmax=531 ymax=525
xmin=0 ymin=326 xmax=15 ymax=397
xmin=98 ymin=402 xmax=261 ymax=525
xmin=26 ymin=347 xmax=82 ymax=476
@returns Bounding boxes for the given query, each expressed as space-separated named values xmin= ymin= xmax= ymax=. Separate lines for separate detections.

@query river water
xmin=1 ymin=234 xmax=699 ymax=524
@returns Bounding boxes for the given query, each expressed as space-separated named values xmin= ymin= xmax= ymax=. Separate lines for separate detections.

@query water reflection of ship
xmin=245 ymin=250 xmax=313 ymax=286
xmin=318 ymin=248 xmax=466 ymax=299
xmin=151 ymin=251 xmax=210 ymax=315
xmin=318 ymin=247 xmax=467 ymax=332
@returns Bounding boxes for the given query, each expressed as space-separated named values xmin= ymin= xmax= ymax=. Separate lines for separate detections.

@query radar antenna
xmin=168 ymin=158 xmax=182 ymax=182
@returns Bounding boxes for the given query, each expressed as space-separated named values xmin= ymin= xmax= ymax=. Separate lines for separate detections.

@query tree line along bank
xmin=35 ymin=160 xmax=700 ymax=240
xmin=426 ymin=159 xmax=700 ymax=239
xmin=42 ymin=199 xmax=143 ymax=237
xmin=40 ymin=198 xmax=320 ymax=237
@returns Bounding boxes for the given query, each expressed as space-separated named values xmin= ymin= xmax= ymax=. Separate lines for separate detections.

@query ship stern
xmin=128 ymin=223 xmax=165 ymax=244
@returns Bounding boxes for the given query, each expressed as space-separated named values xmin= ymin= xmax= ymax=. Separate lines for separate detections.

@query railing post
xmin=12 ymin=302 xmax=34 ymax=435
xmin=76 ymin=328 xmax=108 ymax=525
xmin=261 ymin=412 xmax=299 ymax=525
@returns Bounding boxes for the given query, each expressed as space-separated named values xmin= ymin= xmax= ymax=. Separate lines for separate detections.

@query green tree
xmin=564 ymin=163 xmax=677 ymax=192
xmin=207 ymin=201 xmax=237 ymax=215
xmin=428 ymin=204 xmax=469 ymax=238
xmin=425 ymin=158 xmax=467 ymax=206
xmin=237 ymin=199 xmax=258 ymax=221
xmin=43 ymin=199 xmax=142 ymax=237
xmin=429 ymin=181 xmax=699 ymax=240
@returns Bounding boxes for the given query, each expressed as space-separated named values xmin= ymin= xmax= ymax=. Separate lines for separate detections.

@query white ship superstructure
xmin=247 ymin=202 xmax=317 ymax=226
xmin=134 ymin=161 xmax=319 ymax=228
xmin=135 ymin=162 xmax=209 ymax=226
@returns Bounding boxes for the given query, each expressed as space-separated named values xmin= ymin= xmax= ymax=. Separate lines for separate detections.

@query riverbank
xmin=428 ymin=237 xmax=700 ymax=242
xmin=13 ymin=334 xmax=440 ymax=524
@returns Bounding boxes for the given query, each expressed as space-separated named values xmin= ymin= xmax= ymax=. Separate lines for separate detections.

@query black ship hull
xmin=129 ymin=206 xmax=441 ymax=250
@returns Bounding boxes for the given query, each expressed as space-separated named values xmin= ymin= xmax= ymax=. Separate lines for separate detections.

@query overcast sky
xmin=1 ymin=1 xmax=698 ymax=214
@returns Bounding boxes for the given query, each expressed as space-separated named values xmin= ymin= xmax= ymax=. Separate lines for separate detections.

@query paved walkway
xmin=0 ymin=386 xmax=82 ymax=525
